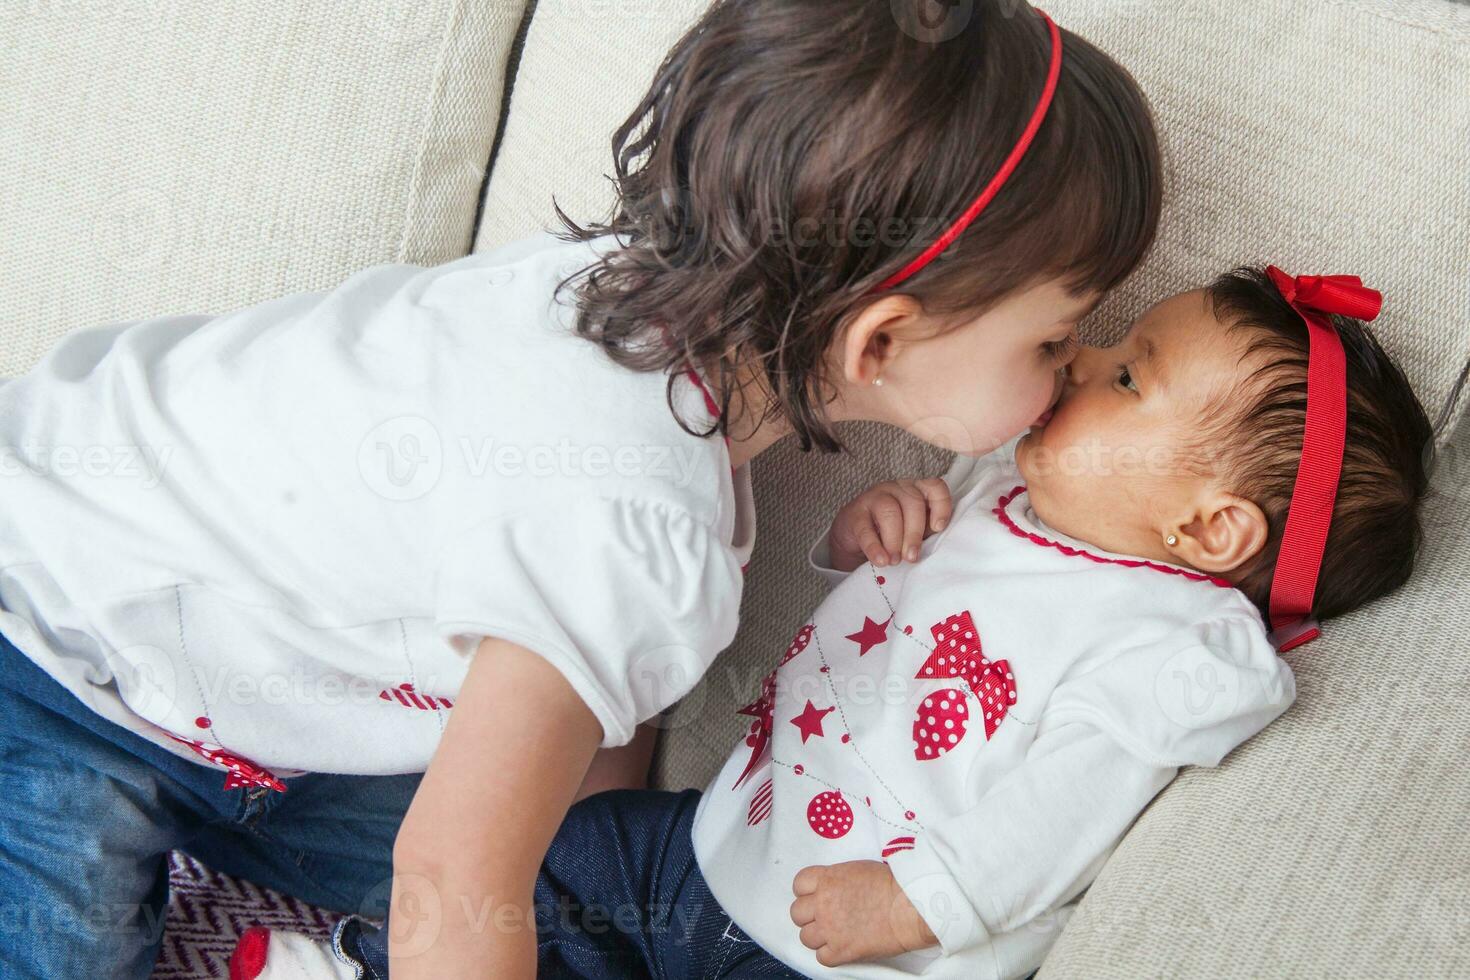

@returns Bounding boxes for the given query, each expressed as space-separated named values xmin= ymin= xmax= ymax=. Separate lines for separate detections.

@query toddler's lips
xmin=1032 ymin=409 xmax=1054 ymax=428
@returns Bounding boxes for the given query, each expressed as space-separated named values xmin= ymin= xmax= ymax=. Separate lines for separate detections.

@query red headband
xmin=869 ymin=8 xmax=1063 ymax=293
xmin=1264 ymin=266 xmax=1383 ymax=652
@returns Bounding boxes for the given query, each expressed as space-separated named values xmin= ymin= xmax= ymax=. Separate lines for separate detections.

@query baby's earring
xmin=1165 ymin=533 xmax=1179 ymax=547
xmin=872 ymin=375 xmax=884 ymax=387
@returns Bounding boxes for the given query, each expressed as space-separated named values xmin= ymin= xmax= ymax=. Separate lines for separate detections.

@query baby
xmin=244 ymin=266 xmax=1430 ymax=979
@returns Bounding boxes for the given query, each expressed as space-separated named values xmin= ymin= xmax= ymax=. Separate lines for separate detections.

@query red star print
xmin=845 ymin=615 xmax=892 ymax=656
xmin=789 ymin=700 xmax=835 ymax=743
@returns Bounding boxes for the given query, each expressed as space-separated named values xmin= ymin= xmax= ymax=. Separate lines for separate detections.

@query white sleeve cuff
xmin=885 ymin=839 xmax=991 ymax=956
xmin=807 ymin=525 xmax=854 ymax=589
xmin=437 ymin=620 xmax=633 ymax=749
xmin=938 ymin=451 xmax=979 ymax=498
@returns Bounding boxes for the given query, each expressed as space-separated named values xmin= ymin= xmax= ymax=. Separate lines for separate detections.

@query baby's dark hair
xmin=557 ymin=0 xmax=1161 ymax=452
xmin=1204 ymin=267 xmax=1432 ymax=622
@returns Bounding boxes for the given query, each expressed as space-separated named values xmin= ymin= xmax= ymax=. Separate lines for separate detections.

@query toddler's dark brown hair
xmin=1205 ymin=267 xmax=1432 ymax=622
xmin=557 ymin=0 xmax=1162 ymax=452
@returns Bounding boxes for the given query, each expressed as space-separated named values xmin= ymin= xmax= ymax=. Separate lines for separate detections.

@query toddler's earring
xmin=873 ymin=376 xmax=884 ymax=387
xmin=1165 ymin=533 xmax=1179 ymax=547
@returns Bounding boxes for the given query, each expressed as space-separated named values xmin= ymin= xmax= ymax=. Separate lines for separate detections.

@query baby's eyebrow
xmin=1134 ymin=334 xmax=1165 ymax=389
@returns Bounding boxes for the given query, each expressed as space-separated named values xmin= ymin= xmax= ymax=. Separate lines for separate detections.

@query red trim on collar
xmin=992 ymin=485 xmax=1235 ymax=590
xmin=685 ymin=363 xmax=750 ymax=575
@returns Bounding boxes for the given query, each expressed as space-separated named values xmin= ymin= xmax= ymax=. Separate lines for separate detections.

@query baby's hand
xmin=790 ymin=860 xmax=939 ymax=966
xmin=828 ymin=478 xmax=952 ymax=572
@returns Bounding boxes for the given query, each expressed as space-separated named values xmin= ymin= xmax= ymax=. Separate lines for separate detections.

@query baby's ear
xmin=1166 ymin=490 xmax=1269 ymax=575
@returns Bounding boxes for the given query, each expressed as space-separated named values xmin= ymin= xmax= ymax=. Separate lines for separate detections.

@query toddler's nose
xmin=1047 ymin=367 xmax=1067 ymax=407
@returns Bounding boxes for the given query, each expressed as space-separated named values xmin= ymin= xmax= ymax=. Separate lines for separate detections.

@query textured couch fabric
xmin=0 ymin=0 xmax=529 ymax=379
xmin=476 ymin=0 xmax=1470 ymax=976
xmin=1 ymin=0 xmax=1465 ymax=976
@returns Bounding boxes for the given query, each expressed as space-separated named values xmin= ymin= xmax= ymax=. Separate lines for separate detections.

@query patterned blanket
xmin=151 ymin=851 xmax=351 ymax=979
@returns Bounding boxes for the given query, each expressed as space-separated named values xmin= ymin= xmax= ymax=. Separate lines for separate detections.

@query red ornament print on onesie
xmin=807 ymin=791 xmax=854 ymax=839
xmin=972 ymin=658 xmax=1018 ymax=739
xmin=732 ymin=624 xmax=813 ymax=789
xmin=913 ymin=688 xmax=970 ymax=760
xmin=915 ymin=611 xmax=988 ymax=689
xmin=912 ymin=611 xmax=1017 ymax=759
xmin=161 ymin=731 xmax=287 ymax=793
xmin=378 ymin=682 xmax=454 ymax=710
xmin=780 ymin=624 xmax=814 ymax=666
xmin=882 ymin=836 xmax=916 ymax=859
xmin=734 ymin=668 xmax=776 ymax=788
xmin=747 ymin=778 xmax=774 ymax=826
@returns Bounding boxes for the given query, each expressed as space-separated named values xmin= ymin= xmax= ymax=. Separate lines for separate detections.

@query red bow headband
xmin=869 ymin=8 xmax=1063 ymax=293
xmin=1263 ymin=266 xmax=1383 ymax=652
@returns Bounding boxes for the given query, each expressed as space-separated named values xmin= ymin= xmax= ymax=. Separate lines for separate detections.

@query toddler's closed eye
xmin=1043 ymin=334 xmax=1079 ymax=363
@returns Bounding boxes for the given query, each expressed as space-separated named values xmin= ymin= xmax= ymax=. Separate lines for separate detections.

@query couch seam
xmin=1322 ymin=0 xmax=1470 ymax=40
xmin=471 ymin=0 xmax=540 ymax=243
xmin=1433 ymin=354 xmax=1470 ymax=448
xmin=396 ymin=0 xmax=471 ymax=263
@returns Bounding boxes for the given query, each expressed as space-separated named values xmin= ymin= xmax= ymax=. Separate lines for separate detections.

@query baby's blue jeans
xmin=0 ymin=627 xmax=421 ymax=980
xmin=336 ymin=787 xmax=804 ymax=979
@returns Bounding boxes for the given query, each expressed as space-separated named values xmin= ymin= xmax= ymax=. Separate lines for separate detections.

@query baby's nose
xmin=1064 ymin=344 xmax=1103 ymax=385
xmin=1061 ymin=357 xmax=1084 ymax=386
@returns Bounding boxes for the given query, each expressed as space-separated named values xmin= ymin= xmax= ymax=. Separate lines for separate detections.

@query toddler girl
xmin=282 ymin=266 xmax=1431 ymax=979
xmin=0 ymin=2 xmax=1163 ymax=977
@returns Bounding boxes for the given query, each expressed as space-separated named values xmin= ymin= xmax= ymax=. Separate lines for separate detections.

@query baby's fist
xmin=789 ymin=860 xmax=939 ymax=967
xmin=828 ymin=478 xmax=952 ymax=573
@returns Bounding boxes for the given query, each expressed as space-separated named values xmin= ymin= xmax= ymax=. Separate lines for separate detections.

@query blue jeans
xmin=0 ymin=628 xmax=422 ymax=980
xmin=336 ymin=788 xmax=806 ymax=979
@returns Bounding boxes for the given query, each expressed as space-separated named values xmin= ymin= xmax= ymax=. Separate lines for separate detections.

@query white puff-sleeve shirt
xmin=0 ymin=231 xmax=755 ymax=785
xmin=691 ymin=437 xmax=1294 ymax=980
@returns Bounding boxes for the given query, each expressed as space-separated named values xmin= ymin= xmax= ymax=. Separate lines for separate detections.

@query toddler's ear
xmin=1166 ymin=491 xmax=1268 ymax=575
xmin=839 ymin=293 xmax=924 ymax=386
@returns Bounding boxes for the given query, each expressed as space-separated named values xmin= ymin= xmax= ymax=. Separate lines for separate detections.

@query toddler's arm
xmin=389 ymin=636 xmax=603 ymax=980
xmin=573 ymin=723 xmax=657 ymax=801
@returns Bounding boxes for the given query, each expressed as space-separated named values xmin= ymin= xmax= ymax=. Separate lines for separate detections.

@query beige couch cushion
xmin=0 ymin=0 xmax=528 ymax=379
xmin=482 ymin=0 xmax=1470 ymax=975
xmin=472 ymin=1 xmax=703 ymax=251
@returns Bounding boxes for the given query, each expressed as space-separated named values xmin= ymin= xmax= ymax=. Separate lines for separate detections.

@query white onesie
xmin=691 ymin=436 xmax=1296 ymax=980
